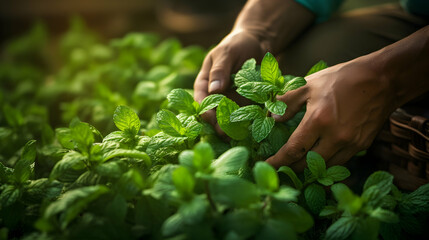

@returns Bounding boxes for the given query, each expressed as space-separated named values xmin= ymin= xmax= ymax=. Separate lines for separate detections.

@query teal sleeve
xmin=294 ymin=0 xmax=345 ymax=23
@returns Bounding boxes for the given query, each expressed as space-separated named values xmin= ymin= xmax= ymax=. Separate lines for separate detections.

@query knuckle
xmin=284 ymin=143 xmax=307 ymax=162
xmin=334 ymin=130 xmax=354 ymax=145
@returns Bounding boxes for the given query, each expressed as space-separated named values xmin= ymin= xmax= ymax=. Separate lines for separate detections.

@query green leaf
xmin=22 ymin=178 xmax=63 ymax=203
xmin=370 ymin=208 xmax=399 ymax=223
xmin=221 ymin=209 xmax=260 ymax=239
xmin=230 ymin=105 xmax=264 ymax=122
xmin=167 ymin=89 xmax=196 ymax=114
xmin=193 ymin=142 xmax=214 ymax=171
xmin=116 ymin=169 xmax=145 ymax=199
xmin=43 ymin=185 xmax=109 ymax=230
xmin=304 ymin=183 xmax=326 ymax=214
xmin=157 ymin=109 xmax=186 ymax=137
xmin=278 ymin=166 xmax=303 ymax=189
xmin=212 ymin=146 xmax=248 ymax=176
xmin=326 ymin=166 xmax=350 ymax=182
xmin=14 ymin=140 xmax=37 ymax=183
xmin=319 ymin=206 xmax=340 ymax=217
xmin=252 ymin=117 xmax=275 ymax=143
xmin=56 ymin=128 xmax=74 ymax=149
xmin=331 ymin=183 xmax=362 ymax=215
xmin=209 ymin=176 xmax=259 ymax=208
xmin=261 ymin=52 xmax=281 ymax=86
xmin=361 ymin=185 xmax=388 ymax=207
xmin=400 ymin=183 xmax=429 ymax=213
xmin=306 ymin=60 xmax=328 ymax=76
xmin=351 ymin=217 xmax=380 ymax=240
xmin=363 ymin=171 xmax=394 ymax=192
xmin=325 ymin=217 xmax=358 ymax=240
xmin=2 ymin=104 xmax=24 ymax=128
xmin=113 ymin=105 xmax=141 ymax=135
xmin=94 ymin=161 xmax=124 ymax=178
xmin=236 ymin=82 xmax=277 ymax=103
xmin=255 ymin=219 xmax=296 ymax=240
xmin=103 ymin=149 xmax=151 ymax=167
xmin=184 ymin=118 xmax=203 ymax=139
xmin=172 ymin=166 xmax=195 ymax=198
xmin=317 ymin=177 xmax=334 ymax=186
xmin=253 ymin=161 xmax=279 ymax=192
xmin=306 ymin=151 xmax=326 ymax=178
xmin=50 ymin=151 xmax=87 ymax=182
xmin=270 ymin=202 xmax=314 ymax=233
xmin=216 ymin=97 xmax=249 ymax=140
xmin=242 ymin=58 xmax=257 ymax=70
xmin=234 ymin=68 xmax=261 ymax=87
xmin=179 ymin=195 xmax=208 ymax=224
xmin=282 ymin=77 xmax=306 ymax=93
xmin=272 ymin=186 xmax=300 ymax=202
xmin=265 ymin=100 xmax=287 ymax=116
xmin=70 ymin=121 xmax=94 ymax=154
xmin=0 ymin=185 xmax=21 ymax=207
xmin=198 ymin=94 xmax=224 ymax=115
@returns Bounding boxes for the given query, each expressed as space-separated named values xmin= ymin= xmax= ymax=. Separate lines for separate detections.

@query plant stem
xmin=204 ymin=180 xmax=217 ymax=212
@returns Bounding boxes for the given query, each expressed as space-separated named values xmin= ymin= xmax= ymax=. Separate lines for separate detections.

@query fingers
xmin=273 ymin=86 xmax=308 ymax=122
xmin=208 ymin=54 xmax=233 ymax=94
xmin=194 ymin=57 xmax=212 ymax=103
xmin=266 ymin=114 xmax=319 ymax=169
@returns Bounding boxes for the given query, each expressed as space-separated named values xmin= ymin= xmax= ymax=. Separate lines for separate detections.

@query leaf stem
xmin=204 ymin=180 xmax=217 ymax=212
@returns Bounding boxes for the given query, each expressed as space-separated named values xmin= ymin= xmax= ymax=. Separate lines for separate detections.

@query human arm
xmin=266 ymin=25 xmax=429 ymax=170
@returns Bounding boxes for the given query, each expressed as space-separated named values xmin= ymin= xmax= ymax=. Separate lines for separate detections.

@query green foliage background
xmin=0 ymin=18 xmax=428 ymax=240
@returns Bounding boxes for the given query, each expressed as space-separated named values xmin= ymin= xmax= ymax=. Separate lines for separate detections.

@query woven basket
xmin=373 ymin=107 xmax=429 ymax=191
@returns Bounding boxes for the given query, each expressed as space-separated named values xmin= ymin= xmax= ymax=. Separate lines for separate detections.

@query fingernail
xmin=209 ymin=80 xmax=220 ymax=93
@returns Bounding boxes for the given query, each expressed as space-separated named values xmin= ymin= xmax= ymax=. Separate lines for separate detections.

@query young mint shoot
xmin=227 ymin=52 xmax=326 ymax=142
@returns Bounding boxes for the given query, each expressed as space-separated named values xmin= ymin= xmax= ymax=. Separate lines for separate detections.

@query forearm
xmin=369 ymin=26 xmax=429 ymax=107
xmin=231 ymin=0 xmax=315 ymax=54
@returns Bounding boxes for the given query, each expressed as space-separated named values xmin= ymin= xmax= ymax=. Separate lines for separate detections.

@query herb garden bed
xmin=0 ymin=19 xmax=428 ymax=240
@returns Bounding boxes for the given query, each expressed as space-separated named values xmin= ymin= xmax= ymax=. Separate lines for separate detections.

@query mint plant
xmin=1 ymin=20 xmax=429 ymax=240
xmin=226 ymin=52 xmax=319 ymax=142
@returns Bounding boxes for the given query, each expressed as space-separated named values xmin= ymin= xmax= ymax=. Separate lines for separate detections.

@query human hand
xmin=194 ymin=31 xmax=267 ymax=134
xmin=266 ymin=57 xmax=396 ymax=171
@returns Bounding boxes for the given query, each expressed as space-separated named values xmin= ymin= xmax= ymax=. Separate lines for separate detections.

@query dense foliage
xmin=1 ymin=19 xmax=428 ymax=240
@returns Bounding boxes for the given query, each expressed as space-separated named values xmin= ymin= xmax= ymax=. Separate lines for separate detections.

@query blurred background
xmin=1 ymin=0 xmax=394 ymax=49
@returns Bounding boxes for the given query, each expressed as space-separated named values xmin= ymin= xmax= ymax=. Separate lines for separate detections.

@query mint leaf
xmin=252 ymin=117 xmax=275 ymax=143
xmin=306 ymin=60 xmax=328 ymax=76
xmin=306 ymin=151 xmax=326 ymax=178
xmin=234 ymin=68 xmax=261 ymax=87
xmin=14 ymin=140 xmax=37 ymax=183
xmin=50 ymin=151 xmax=87 ymax=182
xmin=70 ymin=121 xmax=94 ymax=154
xmin=0 ymin=185 xmax=21 ymax=207
xmin=370 ymin=208 xmax=399 ymax=223
xmin=209 ymin=176 xmax=259 ymax=208
xmin=261 ymin=52 xmax=281 ymax=86
xmin=198 ymin=94 xmax=223 ymax=115
xmin=363 ymin=171 xmax=393 ymax=193
xmin=326 ymin=166 xmax=350 ymax=182
xmin=242 ymin=58 xmax=257 ymax=70
xmin=265 ymin=100 xmax=287 ymax=116
xmin=272 ymin=186 xmax=299 ymax=202
xmin=331 ymin=183 xmax=362 ymax=215
xmin=157 ymin=109 xmax=186 ymax=137
xmin=172 ymin=166 xmax=195 ymax=199
xmin=216 ymin=97 xmax=249 ymax=140
xmin=43 ymin=185 xmax=109 ymax=229
xmin=317 ymin=177 xmax=334 ymax=186
xmin=113 ymin=105 xmax=141 ymax=135
xmin=236 ymin=82 xmax=277 ymax=103
xmin=325 ymin=217 xmax=357 ymax=240
xmin=212 ymin=146 xmax=248 ymax=176
xmin=167 ymin=89 xmax=196 ymax=115
xmin=193 ymin=142 xmax=214 ymax=171
xmin=278 ymin=166 xmax=303 ymax=189
xmin=230 ymin=105 xmax=264 ymax=122
xmin=304 ymin=183 xmax=326 ymax=214
xmin=282 ymin=77 xmax=306 ymax=93
xmin=253 ymin=161 xmax=279 ymax=192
